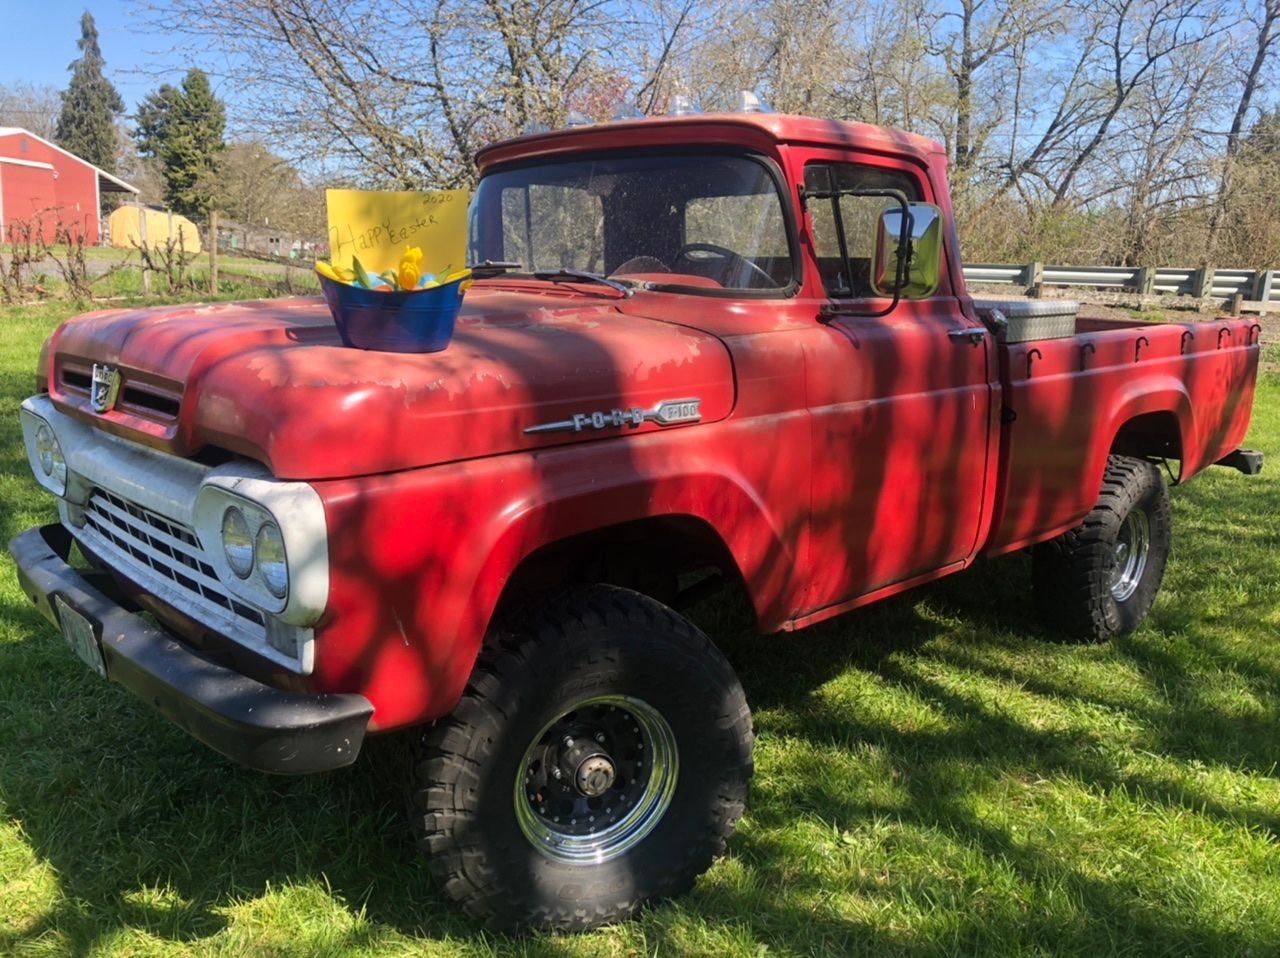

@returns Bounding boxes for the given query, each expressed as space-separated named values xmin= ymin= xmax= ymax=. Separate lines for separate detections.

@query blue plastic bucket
xmin=318 ymin=273 xmax=466 ymax=353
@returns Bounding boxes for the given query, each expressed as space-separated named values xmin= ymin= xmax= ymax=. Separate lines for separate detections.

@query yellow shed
xmin=108 ymin=205 xmax=203 ymax=254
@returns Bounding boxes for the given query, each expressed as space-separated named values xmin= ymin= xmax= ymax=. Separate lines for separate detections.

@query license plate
xmin=54 ymin=596 xmax=107 ymax=679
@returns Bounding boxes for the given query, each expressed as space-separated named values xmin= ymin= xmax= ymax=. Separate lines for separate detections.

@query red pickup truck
xmin=11 ymin=112 xmax=1262 ymax=931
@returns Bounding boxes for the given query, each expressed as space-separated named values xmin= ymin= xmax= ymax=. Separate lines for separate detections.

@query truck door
xmin=799 ymin=158 xmax=995 ymax=611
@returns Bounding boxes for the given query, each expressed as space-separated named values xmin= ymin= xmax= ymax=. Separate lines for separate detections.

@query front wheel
xmin=410 ymin=585 xmax=753 ymax=931
xmin=1032 ymin=455 xmax=1172 ymax=641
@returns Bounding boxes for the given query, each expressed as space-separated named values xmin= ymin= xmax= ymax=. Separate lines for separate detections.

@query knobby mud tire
xmin=409 ymin=584 xmax=753 ymax=932
xmin=1032 ymin=455 xmax=1172 ymax=641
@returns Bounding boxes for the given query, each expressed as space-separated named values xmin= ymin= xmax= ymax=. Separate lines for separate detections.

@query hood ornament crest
xmin=525 ymin=398 xmax=702 ymax=435
xmin=90 ymin=364 xmax=122 ymax=414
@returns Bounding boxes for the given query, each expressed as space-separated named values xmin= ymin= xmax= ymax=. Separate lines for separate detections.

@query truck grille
xmin=59 ymin=362 xmax=182 ymax=421
xmin=81 ymin=488 xmax=266 ymax=630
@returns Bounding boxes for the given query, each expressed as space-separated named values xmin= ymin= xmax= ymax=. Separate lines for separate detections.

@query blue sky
xmin=0 ymin=1 xmax=231 ymax=115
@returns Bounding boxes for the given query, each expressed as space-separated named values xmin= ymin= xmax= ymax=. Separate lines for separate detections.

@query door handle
xmin=949 ymin=327 xmax=987 ymax=346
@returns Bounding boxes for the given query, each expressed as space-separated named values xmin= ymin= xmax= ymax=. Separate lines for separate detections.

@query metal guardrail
xmin=963 ymin=262 xmax=1277 ymax=301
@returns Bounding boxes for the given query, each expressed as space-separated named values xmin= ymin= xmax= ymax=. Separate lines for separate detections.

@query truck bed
xmin=983 ymin=313 xmax=1261 ymax=555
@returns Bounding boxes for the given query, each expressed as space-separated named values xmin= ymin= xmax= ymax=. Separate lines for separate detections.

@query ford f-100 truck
xmin=10 ymin=111 xmax=1263 ymax=931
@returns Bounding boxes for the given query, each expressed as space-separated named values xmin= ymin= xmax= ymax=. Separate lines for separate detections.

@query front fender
xmin=312 ymin=423 xmax=807 ymax=730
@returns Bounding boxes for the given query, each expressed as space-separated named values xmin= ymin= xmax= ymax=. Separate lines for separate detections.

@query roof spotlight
xmin=667 ymin=94 xmax=702 ymax=116
xmin=734 ymin=90 xmax=774 ymax=113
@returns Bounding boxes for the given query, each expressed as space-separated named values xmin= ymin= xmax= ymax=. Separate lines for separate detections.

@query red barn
xmin=0 ymin=128 xmax=138 ymax=244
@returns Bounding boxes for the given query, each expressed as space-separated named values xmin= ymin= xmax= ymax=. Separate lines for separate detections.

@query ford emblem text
xmin=90 ymin=364 xmax=122 ymax=414
xmin=525 ymin=398 xmax=702 ymax=435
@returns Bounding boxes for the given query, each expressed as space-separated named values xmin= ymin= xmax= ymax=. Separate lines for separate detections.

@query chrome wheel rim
xmin=514 ymin=694 xmax=678 ymax=864
xmin=1109 ymin=510 xmax=1150 ymax=602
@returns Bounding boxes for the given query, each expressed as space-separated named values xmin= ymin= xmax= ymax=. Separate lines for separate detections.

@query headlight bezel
xmin=35 ymin=422 xmax=67 ymax=488
xmin=193 ymin=472 xmax=328 ymax=626
xmin=21 ymin=409 xmax=68 ymax=497
xmin=197 ymin=492 xmax=289 ymax=611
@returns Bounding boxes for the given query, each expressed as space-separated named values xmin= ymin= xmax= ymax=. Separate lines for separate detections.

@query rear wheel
xmin=410 ymin=584 xmax=753 ymax=931
xmin=1032 ymin=455 xmax=1172 ymax=641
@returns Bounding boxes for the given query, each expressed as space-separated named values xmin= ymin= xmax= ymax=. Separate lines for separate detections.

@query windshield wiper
xmin=531 ymin=269 xmax=633 ymax=298
xmin=467 ymin=260 xmax=525 ymax=277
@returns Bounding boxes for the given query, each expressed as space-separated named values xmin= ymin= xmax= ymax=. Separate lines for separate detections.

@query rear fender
xmin=1102 ymin=376 xmax=1196 ymax=478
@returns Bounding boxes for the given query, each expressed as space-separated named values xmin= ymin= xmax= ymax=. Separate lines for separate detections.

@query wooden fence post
xmin=209 ymin=210 xmax=219 ymax=295
xmin=1254 ymin=269 xmax=1274 ymax=303
xmin=1024 ymin=261 xmax=1043 ymax=298
xmin=1135 ymin=266 xmax=1155 ymax=296
xmin=136 ymin=197 xmax=151 ymax=297
xmin=1192 ymin=265 xmax=1214 ymax=299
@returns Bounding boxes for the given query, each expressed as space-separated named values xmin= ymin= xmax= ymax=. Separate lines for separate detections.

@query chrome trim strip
xmin=524 ymin=397 xmax=703 ymax=435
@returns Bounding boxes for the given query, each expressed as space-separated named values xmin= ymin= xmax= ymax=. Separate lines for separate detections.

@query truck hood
xmin=45 ymin=289 xmax=736 ymax=479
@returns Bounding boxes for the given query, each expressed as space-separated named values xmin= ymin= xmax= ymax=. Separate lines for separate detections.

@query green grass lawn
xmin=1 ymin=301 xmax=1278 ymax=956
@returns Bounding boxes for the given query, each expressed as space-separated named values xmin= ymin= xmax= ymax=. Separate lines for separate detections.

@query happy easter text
xmin=331 ymin=214 xmax=442 ymax=259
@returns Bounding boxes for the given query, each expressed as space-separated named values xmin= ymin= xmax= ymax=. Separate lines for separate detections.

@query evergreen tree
xmin=54 ymin=11 xmax=124 ymax=172
xmin=134 ymin=69 xmax=226 ymax=220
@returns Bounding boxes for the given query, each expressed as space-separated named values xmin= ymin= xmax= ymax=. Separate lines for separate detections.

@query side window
xmin=807 ymin=164 xmax=922 ymax=298
xmin=500 ymin=184 xmax=604 ymax=272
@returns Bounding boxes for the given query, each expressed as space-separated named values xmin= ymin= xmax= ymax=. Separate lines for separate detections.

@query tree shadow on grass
xmin=0 ymin=590 xmax=471 ymax=954
xmin=2 ymin=525 xmax=1277 ymax=954
xmin=2 ymin=579 xmax=630 ymax=957
xmin=687 ymin=549 xmax=1280 ymax=954
xmin=694 ymin=644 xmax=1280 ymax=954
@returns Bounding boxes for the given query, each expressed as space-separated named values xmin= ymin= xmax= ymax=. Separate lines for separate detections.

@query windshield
xmin=469 ymin=153 xmax=793 ymax=292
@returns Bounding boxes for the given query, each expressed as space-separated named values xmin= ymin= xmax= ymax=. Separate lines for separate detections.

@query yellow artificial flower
xmin=315 ymin=261 xmax=343 ymax=283
xmin=398 ymin=246 xmax=425 ymax=291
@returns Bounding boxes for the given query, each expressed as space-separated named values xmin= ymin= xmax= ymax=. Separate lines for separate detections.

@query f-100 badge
xmin=525 ymin=398 xmax=702 ymax=435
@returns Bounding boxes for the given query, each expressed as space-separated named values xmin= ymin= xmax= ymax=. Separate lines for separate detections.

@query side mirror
xmin=872 ymin=203 xmax=943 ymax=299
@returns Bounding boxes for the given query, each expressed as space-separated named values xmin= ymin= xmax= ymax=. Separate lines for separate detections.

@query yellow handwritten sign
xmin=325 ymin=188 xmax=470 ymax=277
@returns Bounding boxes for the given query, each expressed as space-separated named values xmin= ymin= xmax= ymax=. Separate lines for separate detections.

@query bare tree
xmin=925 ymin=0 xmax=1060 ymax=195
xmin=149 ymin=0 xmax=643 ymax=187
xmin=0 ymin=82 xmax=62 ymax=138
xmin=1112 ymin=33 xmax=1233 ymax=264
xmin=140 ymin=0 xmax=1275 ymax=268
xmin=1046 ymin=0 xmax=1234 ymax=207
xmin=214 ymin=141 xmax=325 ymax=239
xmin=842 ymin=2 xmax=943 ymax=131
xmin=1206 ymin=0 xmax=1280 ymax=258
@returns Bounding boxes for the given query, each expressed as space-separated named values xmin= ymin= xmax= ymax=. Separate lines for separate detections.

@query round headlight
xmin=221 ymin=507 xmax=254 ymax=578
xmin=35 ymin=423 xmax=55 ymax=475
xmin=34 ymin=422 xmax=67 ymax=492
xmin=255 ymin=521 xmax=288 ymax=598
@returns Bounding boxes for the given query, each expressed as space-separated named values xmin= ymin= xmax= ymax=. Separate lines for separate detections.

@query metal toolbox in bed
xmin=973 ymin=299 xmax=1079 ymax=343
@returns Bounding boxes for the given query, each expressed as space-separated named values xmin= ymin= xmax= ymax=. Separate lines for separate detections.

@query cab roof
xmin=475 ymin=112 xmax=946 ymax=171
